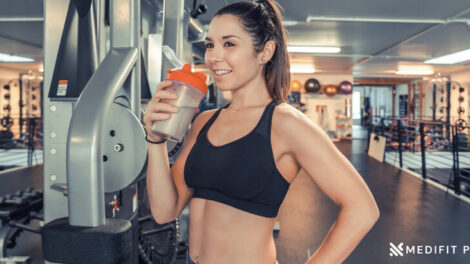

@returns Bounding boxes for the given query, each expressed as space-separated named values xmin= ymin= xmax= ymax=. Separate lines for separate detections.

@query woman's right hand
xmin=143 ymin=80 xmax=179 ymax=141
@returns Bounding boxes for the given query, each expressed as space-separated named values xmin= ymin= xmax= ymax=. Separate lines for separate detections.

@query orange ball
xmin=290 ymin=80 xmax=302 ymax=91
xmin=323 ymin=85 xmax=338 ymax=97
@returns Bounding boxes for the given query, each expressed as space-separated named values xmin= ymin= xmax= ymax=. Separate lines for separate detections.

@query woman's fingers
xmin=143 ymin=80 xmax=180 ymax=131
xmin=152 ymin=102 xmax=179 ymax=113
xmin=152 ymin=90 xmax=178 ymax=102
xmin=156 ymin=80 xmax=173 ymax=90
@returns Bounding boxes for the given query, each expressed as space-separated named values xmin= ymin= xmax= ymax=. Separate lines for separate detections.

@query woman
xmin=144 ymin=1 xmax=380 ymax=263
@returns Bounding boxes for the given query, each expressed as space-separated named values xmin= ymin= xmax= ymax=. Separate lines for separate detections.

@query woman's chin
xmin=214 ymin=84 xmax=233 ymax=91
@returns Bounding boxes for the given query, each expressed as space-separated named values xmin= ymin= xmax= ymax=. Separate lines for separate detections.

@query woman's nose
xmin=206 ymin=47 xmax=223 ymax=63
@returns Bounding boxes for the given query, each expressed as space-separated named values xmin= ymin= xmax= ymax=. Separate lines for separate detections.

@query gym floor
xmin=2 ymin=126 xmax=470 ymax=264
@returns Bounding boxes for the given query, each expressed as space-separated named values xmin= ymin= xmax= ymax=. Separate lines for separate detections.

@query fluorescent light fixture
xmin=425 ymin=48 xmax=470 ymax=64
xmin=0 ymin=53 xmax=34 ymax=62
xmin=39 ymin=67 xmax=44 ymax=72
xmin=290 ymin=66 xmax=316 ymax=73
xmin=396 ymin=69 xmax=434 ymax=75
xmin=287 ymin=46 xmax=341 ymax=53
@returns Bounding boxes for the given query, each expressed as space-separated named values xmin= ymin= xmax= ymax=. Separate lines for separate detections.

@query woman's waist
xmin=193 ymin=203 xmax=275 ymax=241
xmin=189 ymin=236 xmax=277 ymax=264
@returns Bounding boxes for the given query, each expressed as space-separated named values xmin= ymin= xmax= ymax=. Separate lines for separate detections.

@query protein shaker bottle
xmin=151 ymin=64 xmax=207 ymax=142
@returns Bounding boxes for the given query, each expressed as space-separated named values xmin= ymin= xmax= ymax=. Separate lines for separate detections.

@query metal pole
xmin=110 ymin=0 xmax=141 ymax=116
xmin=419 ymin=122 xmax=427 ymax=179
xmin=305 ymin=15 xmax=470 ymax=24
xmin=446 ymin=81 xmax=451 ymax=140
xmin=381 ymin=117 xmax=385 ymax=136
xmin=432 ymin=83 xmax=436 ymax=121
xmin=67 ymin=48 xmax=138 ymax=227
xmin=398 ymin=119 xmax=403 ymax=168
xmin=0 ymin=17 xmax=44 ymax=22
xmin=453 ymin=126 xmax=461 ymax=194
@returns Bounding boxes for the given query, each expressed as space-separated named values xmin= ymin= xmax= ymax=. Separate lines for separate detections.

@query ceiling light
xmin=39 ymin=67 xmax=44 ymax=72
xmin=425 ymin=48 xmax=470 ymax=64
xmin=0 ymin=53 xmax=34 ymax=62
xmin=396 ymin=69 xmax=434 ymax=75
xmin=290 ymin=66 xmax=316 ymax=74
xmin=287 ymin=46 xmax=341 ymax=54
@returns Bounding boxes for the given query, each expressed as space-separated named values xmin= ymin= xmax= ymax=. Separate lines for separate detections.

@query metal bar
xmin=432 ymin=83 xmax=436 ymax=121
xmin=452 ymin=126 xmax=461 ymax=194
xmin=140 ymin=225 xmax=173 ymax=237
xmin=392 ymin=85 xmax=396 ymax=119
xmin=9 ymin=221 xmax=42 ymax=234
xmin=138 ymin=215 xmax=153 ymax=223
xmin=398 ymin=119 xmax=403 ymax=168
xmin=407 ymin=84 xmax=411 ymax=121
xmin=95 ymin=0 xmax=107 ymax=63
xmin=305 ymin=16 xmax=470 ymax=24
xmin=188 ymin=17 xmax=205 ymax=43
xmin=366 ymin=121 xmax=372 ymax=152
xmin=446 ymin=81 xmax=451 ymax=140
xmin=419 ymin=82 xmax=423 ymax=119
xmin=67 ymin=47 xmax=137 ymax=227
xmin=0 ymin=17 xmax=43 ymax=22
xmin=110 ymin=0 xmax=141 ymax=116
xmin=420 ymin=122 xmax=427 ymax=179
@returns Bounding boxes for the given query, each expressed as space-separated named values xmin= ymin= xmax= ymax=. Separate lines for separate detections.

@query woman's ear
xmin=259 ymin=40 xmax=276 ymax=64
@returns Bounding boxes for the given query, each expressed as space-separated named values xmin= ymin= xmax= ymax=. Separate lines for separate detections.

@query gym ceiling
xmin=1 ymin=0 xmax=470 ymax=79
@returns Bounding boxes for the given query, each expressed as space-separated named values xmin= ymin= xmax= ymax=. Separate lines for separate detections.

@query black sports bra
xmin=184 ymin=100 xmax=290 ymax=218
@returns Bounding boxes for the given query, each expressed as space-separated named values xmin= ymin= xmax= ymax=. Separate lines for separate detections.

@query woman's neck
xmin=228 ymin=77 xmax=272 ymax=109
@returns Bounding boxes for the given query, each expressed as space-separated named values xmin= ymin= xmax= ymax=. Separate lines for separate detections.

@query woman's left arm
xmin=276 ymin=106 xmax=380 ymax=264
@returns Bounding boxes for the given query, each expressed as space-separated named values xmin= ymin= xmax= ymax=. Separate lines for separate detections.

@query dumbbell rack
xmin=0 ymin=188 xmax=43 ymax=261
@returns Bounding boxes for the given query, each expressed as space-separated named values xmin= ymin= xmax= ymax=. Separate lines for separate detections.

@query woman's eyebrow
xmin=205 ymin=35 xmax=241 ymax=41
xmin=222 ymin=35 xmax=241 ymax=39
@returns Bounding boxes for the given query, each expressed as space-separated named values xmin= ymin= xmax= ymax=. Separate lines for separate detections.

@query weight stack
xmin=42 ymin=217 xmax=134 ymax=264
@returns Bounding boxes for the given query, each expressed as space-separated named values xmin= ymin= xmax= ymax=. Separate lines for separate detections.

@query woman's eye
xmin=205 ymin=43 xmax=214 ymax=49
xmin=224 ymin=42 xmax=235 ymax=47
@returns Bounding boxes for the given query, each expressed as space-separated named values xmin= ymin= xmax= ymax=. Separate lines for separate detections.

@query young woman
xmin=144 ymin=1 xmax=380 ymax=263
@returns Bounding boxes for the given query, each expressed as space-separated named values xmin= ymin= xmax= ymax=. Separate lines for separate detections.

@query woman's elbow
xmin=150 ymin=208 xmax=174 ymax=225
xmin=366 ymin=200 xmax=380 ymax=224
xmin=351 ymin=197 xmax=380 ymax=224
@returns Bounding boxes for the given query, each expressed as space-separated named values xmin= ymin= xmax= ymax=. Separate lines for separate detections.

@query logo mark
xmin=390 ymin=242 xmax=404 ymax=257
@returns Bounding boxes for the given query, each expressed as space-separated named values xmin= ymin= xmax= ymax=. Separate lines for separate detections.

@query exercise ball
xmin=304 ymin=78 xmax=321 ymax=93
xmin=338 ymin=81 xmax=353 ymax=94
xmin=323 ymin=85 xmax=338 ymax=97
xmin=290 ymin=80 xmax=302 ymax=91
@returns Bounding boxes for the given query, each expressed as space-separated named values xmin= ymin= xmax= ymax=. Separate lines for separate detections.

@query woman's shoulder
xmin=273 ymin=102 xmax=307 ymax=127
xmin=192 ymin=108 xmax=218 ymax=128
xmin=272 ymin=102 xmax=323 ymax=142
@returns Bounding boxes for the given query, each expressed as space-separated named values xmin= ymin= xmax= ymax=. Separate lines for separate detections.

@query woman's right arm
xmin=143 ymin=80 xmax=215 ymax=224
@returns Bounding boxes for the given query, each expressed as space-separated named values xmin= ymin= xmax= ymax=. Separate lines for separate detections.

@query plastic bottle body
xmin=151 ymin=80 xmax=205 ymax=142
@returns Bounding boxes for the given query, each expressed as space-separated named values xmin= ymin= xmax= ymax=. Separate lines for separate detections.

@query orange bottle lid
xmin=166 ymin=64 xmax=207 ymax=95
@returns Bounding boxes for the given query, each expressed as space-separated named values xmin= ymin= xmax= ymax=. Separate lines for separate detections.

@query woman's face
xmin=204 ymin=14 xmax=264 ymax=91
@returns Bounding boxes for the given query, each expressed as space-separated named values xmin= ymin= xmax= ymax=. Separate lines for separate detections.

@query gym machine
xmin=0 ymin=188 xmax=44 ymax=263
xmin=0 ymin=81 xmax=15 ymax=149
xmin=40 ymin=0 xmax=207 ymax=263
xmin=0 ymin=77 xmax=42 ymax=154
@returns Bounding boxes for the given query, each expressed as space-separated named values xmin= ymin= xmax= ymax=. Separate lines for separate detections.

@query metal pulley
xmin=103 ymin=102 xmax=148 ymax=193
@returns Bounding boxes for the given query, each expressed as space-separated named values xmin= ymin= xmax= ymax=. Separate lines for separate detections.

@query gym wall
xmin=291 ymin=73 xmax=353 ymax=139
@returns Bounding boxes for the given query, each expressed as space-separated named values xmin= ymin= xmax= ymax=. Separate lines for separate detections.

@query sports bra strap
xmin=255 ymin=99 xmax=282 ymax=137
xmin=196 ymin=106 xmax=224 ymax=140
